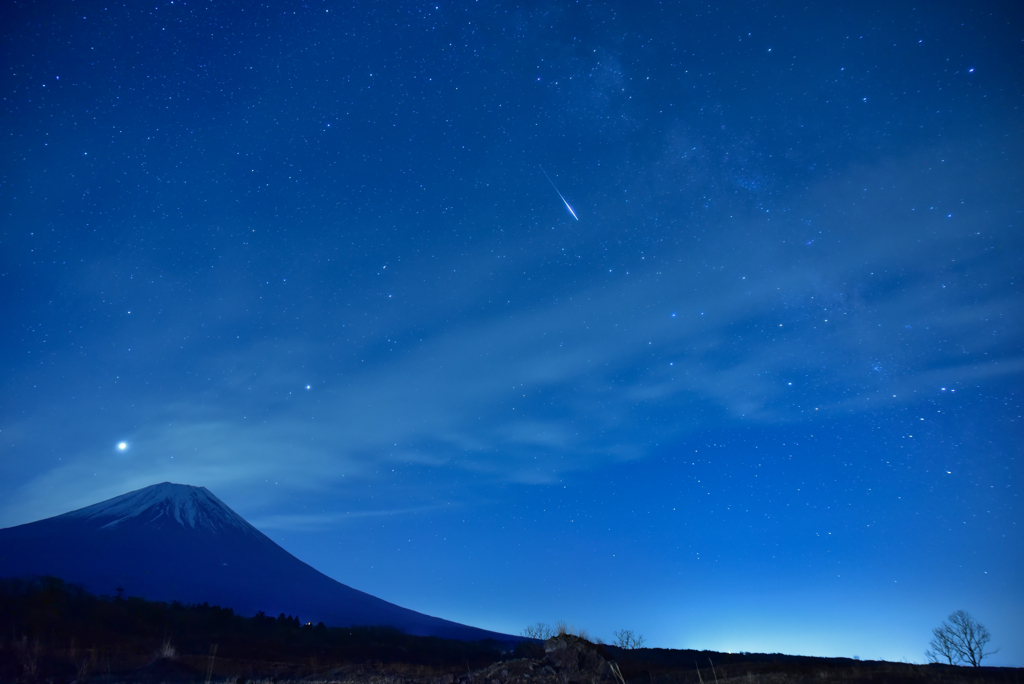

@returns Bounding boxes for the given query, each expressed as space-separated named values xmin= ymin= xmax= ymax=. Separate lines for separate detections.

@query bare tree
xmin=612 ymin=629 xmax=646 ymax=649
xmin=522 ymin=622 xmax=555 ymax=640
xmin=925 ymin=623 xmax=958 ymax=665
xmin=925 ymin=610 xmax=997 ymax=667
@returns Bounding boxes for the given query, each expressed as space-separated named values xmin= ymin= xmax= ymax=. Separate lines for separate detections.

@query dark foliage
xmin=0 ymin=576 xmax=507 ymax=682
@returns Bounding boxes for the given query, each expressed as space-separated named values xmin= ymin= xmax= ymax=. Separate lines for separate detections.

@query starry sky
xmin=2 ymin=0 xmax=1022 ymax=666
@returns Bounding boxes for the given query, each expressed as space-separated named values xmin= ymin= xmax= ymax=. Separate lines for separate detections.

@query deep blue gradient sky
xmin=2 ymin=0 xmax=1022 ymax=665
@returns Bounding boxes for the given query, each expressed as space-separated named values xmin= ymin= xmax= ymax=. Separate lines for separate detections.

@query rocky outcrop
xmin=467 ymin=635 xmax=623 ymax=684
xmin=542 ymin=635 xmax=621 ymax=684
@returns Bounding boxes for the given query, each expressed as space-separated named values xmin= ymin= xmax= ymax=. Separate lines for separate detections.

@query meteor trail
xmin=540 ymin=166 xmax=579 ymax=221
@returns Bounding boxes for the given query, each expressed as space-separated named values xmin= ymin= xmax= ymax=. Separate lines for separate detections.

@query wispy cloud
xmin=249 ymin=504 xmax=456 ymax=532
xmin=2 ymin=140 xmax=1020 ymax=528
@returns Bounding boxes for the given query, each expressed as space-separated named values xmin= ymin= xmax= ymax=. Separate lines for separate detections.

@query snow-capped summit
xmin=61 ymin=482 xmax=259 ymax=536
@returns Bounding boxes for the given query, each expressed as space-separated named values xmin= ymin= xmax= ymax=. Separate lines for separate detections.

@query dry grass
xmin=158 ymin=636 xmax=177 ymax=659
xmin=553 ymin=621 xmax=590 ymax=641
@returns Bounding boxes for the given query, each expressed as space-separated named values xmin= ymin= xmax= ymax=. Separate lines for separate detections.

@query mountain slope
xmin=0 ymin=483 xmax=511 ymax=641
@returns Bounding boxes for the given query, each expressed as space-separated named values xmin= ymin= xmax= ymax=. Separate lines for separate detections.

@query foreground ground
xmin=1 ymin=578 xmax=1018 ymax=683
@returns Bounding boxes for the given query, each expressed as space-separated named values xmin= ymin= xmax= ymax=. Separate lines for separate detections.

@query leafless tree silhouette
xmin=925 ymin=610 xmax=997 ymax=667
xmin=612 ymin=629 xmax=646 ymax=649
xmin=522 ymin=622 xmax=555 ymax=640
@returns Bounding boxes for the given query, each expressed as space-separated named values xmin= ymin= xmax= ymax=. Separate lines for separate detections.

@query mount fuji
xmin=0 ymin=483 xmax=513 ymax=641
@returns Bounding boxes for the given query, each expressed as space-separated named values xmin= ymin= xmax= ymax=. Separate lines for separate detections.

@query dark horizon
xmin=2 ymin=0 xmax=1021 ymax=665
xmin=6 ymin=577 xmax=1018 ymax=684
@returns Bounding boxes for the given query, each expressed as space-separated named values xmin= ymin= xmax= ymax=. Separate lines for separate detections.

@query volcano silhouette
xmin=0 ymin=482 xmax=511 ymax=641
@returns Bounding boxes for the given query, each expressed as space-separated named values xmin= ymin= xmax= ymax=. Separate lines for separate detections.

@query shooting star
xmin=540 ymin=166 xmax=579 ymax=221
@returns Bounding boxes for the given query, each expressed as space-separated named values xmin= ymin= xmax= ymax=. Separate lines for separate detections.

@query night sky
xmin=2 ymin=0 xmax=1022 ymax=665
